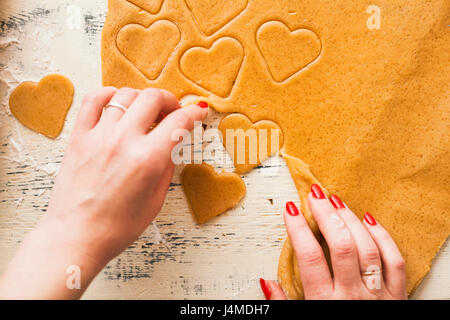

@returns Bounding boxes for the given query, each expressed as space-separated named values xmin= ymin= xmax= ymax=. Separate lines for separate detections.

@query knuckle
xmin=296 ymin=223 xmax=312 ymax=235
xmin=363 ymin=247 xmax=381 ymax=263
xmin=171 ymin=111 xmax=192 ymax=129
xmin=332 ymin=241 xmax=356 ymax=258
xmin=391 ymin=257 xmax=406 ymax=272
xmin=160 ymin=88 xmax=176 ymax=100
xmin=299 ymin=247 xmax=324 ymax=266
xmin=82 ymin=91 xmax=100 ymax=104
xmin=116 ymin=87 xmax=136 ymax=97
xmin=142 ymin=88 xmax=165 ymax=102
xmin=142 ymin=87 xmax=160 ymax=95
xmin=82 ymin=87 xmax=118 ymax=105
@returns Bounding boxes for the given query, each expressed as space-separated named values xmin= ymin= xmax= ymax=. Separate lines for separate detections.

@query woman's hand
xmin=45 ymin=87 xmax=207 ymax=263
xmin=261 ymin=184 xmax=407 ymax=300
xmin=0 ymin=87 xmax=208 ymax=299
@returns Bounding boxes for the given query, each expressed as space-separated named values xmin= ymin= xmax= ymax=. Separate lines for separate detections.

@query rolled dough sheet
xmin=102 ymin=0 xmax=450 ymax=297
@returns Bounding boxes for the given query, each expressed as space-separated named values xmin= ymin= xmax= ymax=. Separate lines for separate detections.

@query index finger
xmin=283 ymin=201 xmax=333 ymax=298
xmin=119 ymin=88 xmax=181 ymax=133
xmin=74 ymin=87 xmax=117 ymax=134
xmin=145 ymin=102 xmax=208 ymax=162
xmin=307 ymin=186 xmax=362 ymax=289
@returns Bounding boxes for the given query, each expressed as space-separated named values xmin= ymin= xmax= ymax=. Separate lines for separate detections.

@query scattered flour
xmin=15 ymin=197 xmax=24 ymax=209
xmin=35 ymin=189 xmax=46 ymax=197
xmin=1 ymin=6 xmax=64 ymax=178
xmin=151 ymin=222 xmax=171 ymax=252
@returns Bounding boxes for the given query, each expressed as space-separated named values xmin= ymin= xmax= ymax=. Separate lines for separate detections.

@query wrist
xmin=0 ymin=220 xmax=106 ymax=299
xmin=36 ymin=216 xmax=109 ymax=272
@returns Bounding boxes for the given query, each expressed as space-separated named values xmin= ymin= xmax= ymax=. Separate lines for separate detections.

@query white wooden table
xmin=0 ymin=0 xmax=448 ymax=299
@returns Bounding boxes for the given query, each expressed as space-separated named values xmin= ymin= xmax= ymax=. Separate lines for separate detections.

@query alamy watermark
xmin=171 ymin=121 xmax=282 ymax=174
xmin=366 ymin=5 xmax=381 ymax=30
xmin=66 ymin=265 xmax=81 ymax=290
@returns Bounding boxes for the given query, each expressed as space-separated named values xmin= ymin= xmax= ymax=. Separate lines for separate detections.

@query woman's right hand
xmin=0 ymin=87 xmax=208 ymax=299
xmin=261 ymin=184 xmax=407 ymax=300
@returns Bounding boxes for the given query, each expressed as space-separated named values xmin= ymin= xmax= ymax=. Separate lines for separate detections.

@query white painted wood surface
xmin=0 ymin=0 xmax=448 ymax=300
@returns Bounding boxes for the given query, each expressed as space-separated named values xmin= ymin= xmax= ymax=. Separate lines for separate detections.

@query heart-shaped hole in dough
xmin=117 ymin=20 xmax=180 ymax=80
xmin=180 ymin=37 xmax=244 ymax=98
xmin=257 ymin=21 xmax=321 ymax=82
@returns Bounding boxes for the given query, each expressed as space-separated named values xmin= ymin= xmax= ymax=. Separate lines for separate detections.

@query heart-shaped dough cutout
xmin=181 ymin=163 xmax=246 ymax=224
xmin=9 ymin=74 xmax=74 ymax=139
xmin=184 ymin=0 xmax=248 ymax=36
xmin=127 ymin=0 xmax=164 ymax=14
xmin=117 ymin=20 xmax=180 ymax=80
xmin=180 ymin=37 xmax=244 ymax=97
xmin=219 ymin=114 xmax=284 ymax=174
xmin=257 ymin=21 xmax=321 ymax=82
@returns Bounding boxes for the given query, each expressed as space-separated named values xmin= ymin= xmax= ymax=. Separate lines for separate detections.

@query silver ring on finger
xmin=361 ymin=266 xmax=383 ymax=291
xmin=361 ymin=269 xmax=383 ymax=276
xmin=104 ymin=101 xmax=128 ymax=113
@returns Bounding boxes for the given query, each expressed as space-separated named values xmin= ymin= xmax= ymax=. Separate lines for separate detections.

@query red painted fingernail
xmin=286 ymin=201 xmax=299 ymax=216
xmin=364 ymin=212 xmax=377 ymax=226
xmin=330 ymin=195 xmax=345 ymax=209
xmin=311 ymin=184 xmax=326 ymax=199
xmin=260 ymin=278 xmax=271 ymax=300
xmin=197 ymin=101 xmax=208 ymax=108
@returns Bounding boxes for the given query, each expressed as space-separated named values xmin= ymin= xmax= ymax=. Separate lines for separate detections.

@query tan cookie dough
xmin=102 ymin=0 xmax=450 ymax=296
xmin=9 ymin=74 xmax=74 ymax=139
xmin=181 ymin=163 xmax=246 ymax=224
xmin=127 ymin=0 xmax=164 ymax=14
xmin=279 ymin=154 xmax=332 ymax=299
xmin=218 ymin=114 xmax=284 ymax=174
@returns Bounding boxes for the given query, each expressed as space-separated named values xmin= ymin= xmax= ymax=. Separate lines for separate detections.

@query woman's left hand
xmin=261 ymin=184 xmax=407 ymax=300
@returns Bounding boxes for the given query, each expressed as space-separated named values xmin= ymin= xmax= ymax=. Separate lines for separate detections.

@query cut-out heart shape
xmin=257 ymin=21 xmax=321 ymax=82
xmin=117 ymin=20 xmax=180 ymax=80
xmin=9 ymin=74 xmax=74 ymax=139
xmin=184 ymin=0 xmax=248 ymax=36
xmin=218 ymin=114 xmax=284 ymax=174
xmin=181 ymin=163 xmax=246 ymax=224
xmin=180 ymin=37 xmax=244 ymax=97
xmin=127 ymin=0 xmax=164 ymax=14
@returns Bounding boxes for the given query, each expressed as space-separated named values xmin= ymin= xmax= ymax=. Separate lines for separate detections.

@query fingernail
xmin=260 ymin=278 xmax=271 ymax=300
xmin=330 ymin=195 xmax=345 ymax=209
xmin=286 ymin=201 xmax=299 ymax=216
xmin=364 ymin=212 xmax=377 ymax=226
xmin=197 ymin=101 xmax=208 ymax=109
xmin=311 ymin=184 xmax=326 ymax=199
